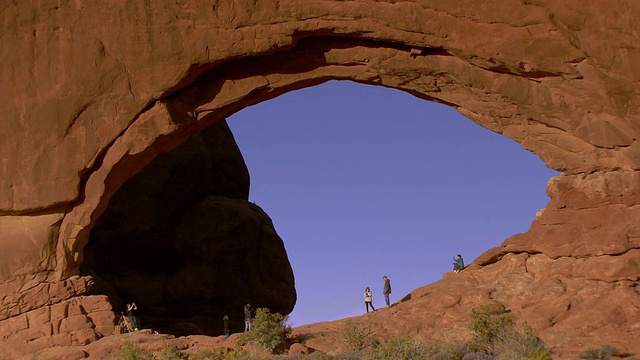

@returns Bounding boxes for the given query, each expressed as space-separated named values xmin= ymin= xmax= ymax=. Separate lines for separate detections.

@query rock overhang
xmin=0 ymin=1 xmax=639 ymax=358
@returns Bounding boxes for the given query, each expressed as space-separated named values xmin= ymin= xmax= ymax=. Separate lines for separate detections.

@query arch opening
xmin=80 ymin=79 xmax=558 ymax=335
xmin=226 ymin=80 xmax=560 ymax=326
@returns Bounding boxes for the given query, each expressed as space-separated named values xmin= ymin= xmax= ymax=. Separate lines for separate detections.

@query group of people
xmin=221 ymin=303 xmax=251 ymax=341
xmin=120 ymin=301 xmax=246 ymax=340
xmin=362 ymin=275 xmax=393 ymax=313
xmin=122 ymin=256 xmax=467 ymax=335
xmin=363 ymin=255 xmax=465 ymax=313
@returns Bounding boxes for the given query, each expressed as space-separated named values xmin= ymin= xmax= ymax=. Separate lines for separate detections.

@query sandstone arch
xmin=1 ymin=1 xmax=638 ymax=358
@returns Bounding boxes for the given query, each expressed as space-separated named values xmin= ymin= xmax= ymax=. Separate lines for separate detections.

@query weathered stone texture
xmin=0 ymin=0 xmax=638 ymax=359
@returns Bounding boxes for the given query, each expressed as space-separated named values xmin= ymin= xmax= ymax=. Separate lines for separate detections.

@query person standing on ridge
xmin=453 ymin=254 xmax=465 ymax=273
xmin=382 ymin=276 xmax=392 ymax=307
xmin=223 ymin=315 xmax=230 ymax=340
xmin=244 ymin=303 xmax=252 ymax=332
xmin=126 ymin=302 xmax=138 ymax=331
xmin=364 ymin=287 xmax=376 ymax=313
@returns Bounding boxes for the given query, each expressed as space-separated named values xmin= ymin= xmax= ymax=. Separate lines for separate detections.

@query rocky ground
xmin=17 ymin=255 xmax=640 ymax=360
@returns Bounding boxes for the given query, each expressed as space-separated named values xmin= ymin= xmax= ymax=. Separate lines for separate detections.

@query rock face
xmin=80 ymin=120 xmax=295 ymax=337
xmin=0 ymin=1 xmax=639 ymax=359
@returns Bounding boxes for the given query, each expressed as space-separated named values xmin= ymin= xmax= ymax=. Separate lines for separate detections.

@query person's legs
xmin=384 ymin=293 xmax=390 ymax=307
xmin=366 ymin=301 xmax=375 ymax=313
xmin=128 ymin=316 xmax=138 ymax=330
xmin=244 ymin=319 xmax=251 ymax=332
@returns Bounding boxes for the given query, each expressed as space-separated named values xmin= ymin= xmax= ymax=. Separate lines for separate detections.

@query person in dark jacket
xmin=382 ymin=276 xmax=391 ymax=307
xmin=223 ymin=315 xmax=230 ymax=340
xmin=126 ymin=302 xmax=138 ymax=331
xmin=453 ymin=254 xmax=465 ymax=273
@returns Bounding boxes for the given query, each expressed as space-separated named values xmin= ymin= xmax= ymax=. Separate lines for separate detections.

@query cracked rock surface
xmin=0 ymin=1 xmax=638 ymax=359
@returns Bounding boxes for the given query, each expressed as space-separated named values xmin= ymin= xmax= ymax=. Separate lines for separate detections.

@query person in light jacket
xmin=364 ymin=287 xmax=376 ymax=313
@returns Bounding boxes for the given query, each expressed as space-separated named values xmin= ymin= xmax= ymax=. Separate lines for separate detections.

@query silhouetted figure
xmin=223 ymin=315 xmax=230 ymax=340
xmin=364 ymin=287 xmax=376 ymax=313
xmin=244 ymin=303 xmax=252 ymax=332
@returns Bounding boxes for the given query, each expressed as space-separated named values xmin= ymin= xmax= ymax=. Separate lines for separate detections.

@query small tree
xmin=248 ymin=307 xmax=292 ymax=353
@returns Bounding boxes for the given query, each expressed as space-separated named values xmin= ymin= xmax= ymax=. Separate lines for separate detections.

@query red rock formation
xmin=80 ymin=120 xmax=295 ymax=337
xmin=0 ymin=1 xmax=638 ymax=359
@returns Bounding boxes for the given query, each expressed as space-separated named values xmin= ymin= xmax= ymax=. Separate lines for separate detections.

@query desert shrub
xmin=226 ymin=346 xmax=252 ymax=359
xmin=302 ymin=352 xmax=336 ymax=360
xmin=161 ymin=345 xmax=189 ymax=360
xmin=271 ymin=352 xmax=337 ymax=360
xmin=493 ymin=323 xmax=551 ymax=360
xmin=343 ymin=318 xmax=379 ymax=350
xmin=366 ymin=336 xmax=434 ymax=360
xmin=115 ymin=342 xmax=155 ymax=360
xmin=245 ymin=307 xmax=291 ymax=353
xmin=577 ymin=344 xmax=621 ymax=360
xmin=468 ymin=306 xmax=550 ymax=359
xmin=431 ymin=339 xmax=470 ymax=360
xmin=468 ymin=306 xmax=513 ymax=354
xmin=190 ymin=348 xmax=226 ymax=360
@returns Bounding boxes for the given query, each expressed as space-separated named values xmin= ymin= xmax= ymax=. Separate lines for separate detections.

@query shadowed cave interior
xmin=80 ymin=120 xmax=297 ymax=337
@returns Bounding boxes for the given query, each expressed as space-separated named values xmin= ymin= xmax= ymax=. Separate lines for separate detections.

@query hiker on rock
xmin=364 ymin=287 xmax=376 ymax=313
xmin=126 ymin=302 xmax=138 ymax=331
xmin=382 ymin=276 xmax=392 ymax=307
xmin=223 ymin=315 xmax=230 ymax=340
xmin=244 ymin=303 xmax=252 ymax=332
xmin=453 ymin=254 xmax=465 ymax=273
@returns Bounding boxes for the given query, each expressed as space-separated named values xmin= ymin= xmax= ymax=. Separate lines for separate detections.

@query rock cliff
xmin=0 ymin=1 xmax=638 ymax=359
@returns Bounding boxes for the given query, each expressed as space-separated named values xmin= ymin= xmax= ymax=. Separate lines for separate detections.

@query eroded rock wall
xmin=0 ymin=0 xmax=638 ymax=358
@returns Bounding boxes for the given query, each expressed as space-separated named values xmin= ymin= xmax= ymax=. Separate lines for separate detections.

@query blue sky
xmin=227 ymin=80 xmax=559 ymax=327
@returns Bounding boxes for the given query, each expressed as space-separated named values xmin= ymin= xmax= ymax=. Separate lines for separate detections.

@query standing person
xmin=382 ymin=276 xmax=392 ymax=307
xmin=453 ymin=254 xmax=465 ymax=273
xmin=364 ymin=287 xmax=376 ymax=313
xmin=243 ymin=303 xmax=252 ymax=332
xmin=126 ymin=302 xmax=139 ymax=331
xmin=223 ymin=315 xmax=230 ymax=340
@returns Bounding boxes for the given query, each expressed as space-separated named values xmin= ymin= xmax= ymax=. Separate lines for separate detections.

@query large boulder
xmin=80 ymin=120 xmax=295 ymax=337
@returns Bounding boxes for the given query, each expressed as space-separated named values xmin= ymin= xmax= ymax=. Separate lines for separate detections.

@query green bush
xmin=245 ymin=307 xmax=292 ymax=353
xmin=468 ymin=306 xmax=550 ymax=359
xmin=468 ymin=305 xmax=513 ymax=354
xmin=577 ymin=345 xmax=621 ymax=360
xmin=271 ymin=352 xmax=337 ymax=360
xmin=494 ymin=323 xmax=551 ymax=360
xmin=424 ymin=339 xmax=470 ymax=360
xmin=366 ymin=336 xmax=434 ymax=360
xmin=115 ymin=342 xmax=156 ymax=360
xmin=190 ymin=348 xmax=225 ymax=360
xmin=300 ymin=352 xmax=336 ymax=360
xmin=343 ymin=318 xmax=379 ymax=350
xmin=161 ymin=345 xmax=189 ymax=360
